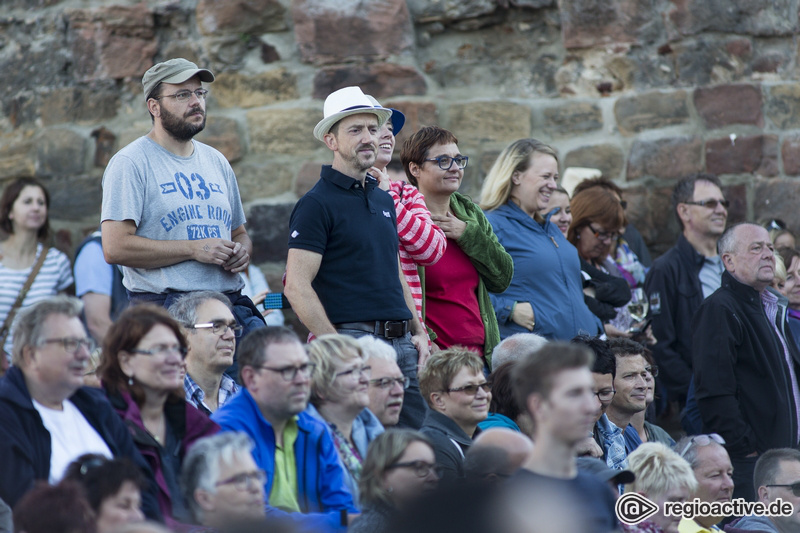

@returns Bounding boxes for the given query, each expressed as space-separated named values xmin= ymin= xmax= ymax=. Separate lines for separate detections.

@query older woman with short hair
xmin=480 ymin=138 xmax=602 ymax=341
xmin=306 ymin=334 xmax=384 ymax=505
xmin=623 ymin=442 xmax=697 ymax=533
xmin=349 ymin=429 xmax=440 ymax=533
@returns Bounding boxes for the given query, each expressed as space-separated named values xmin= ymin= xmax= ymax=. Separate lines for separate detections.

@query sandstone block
xmin=541 ymin=102 xmax=602 ymax=138
xmin=0 ymin=137 xmax=36 ymax=180
xmin=247 ymin=202 xmax=295 ymax=264
xmin=564 ymin=144 xmax=625 ymax=181
xmin=37 ymin=129 xmax=87 ymax=176
xmin=722 ymin=183 xmax=748 ymax=225
xmin=312 ymin=64 xmax=427 ymax=100
xmin=91 ymin=127 xmax=116 ymax=168
xmin=614 ymin=90 xmax=690 ymax=135
xmin=626 ymin=136 xmax=703 ymax=180
xmin=41 ymin=175 xmax=102 ymax=221
xmin=407 ymin=0 xmax=497 ymax=23
xmin=558 ymin=0 xmax=660 ymax=49
xmin=783 ymin=134 xmax=800 ymax=176
xmin=196 ymin=117 xmax=244 ymax=164
xmin=247 ymin=107 xmax=321 ymax=155
xmin=40 ymin=86 xmax=119 ymax=126
xmin=295 ymin=161 xmax=327 ymax=197
xmin=666 ymin=0 xmax=796 ymax=39
xmin=706 ymin=135 xmax=778 ymax=176
xmin=447 ymin=101 xmax=532 ymax=144
xmin=197 ymin=0 xmax=287 ymax=35
xmin=754 ymin=180 xmax=800 ymax=233
xmin=235 ymin=159 xmax=295 ymax=202
xmin=766 ymin=84 xmax=800 ymax=130
xmin=622 ymin=186 xmax=678 ymax=258
xmin=693 ymin=84 xmax=763 ymax=129
xmin=387 ymin=101 xmax=439 ymax=151
xmin=293 ymin=0 xmax=414 ymax=65
xmin=213 ymin=69 xmax=298 ymax=109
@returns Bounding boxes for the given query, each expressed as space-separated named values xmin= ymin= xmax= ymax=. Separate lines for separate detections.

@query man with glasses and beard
xmin=100 ymin=58 xmax=262 ymax=346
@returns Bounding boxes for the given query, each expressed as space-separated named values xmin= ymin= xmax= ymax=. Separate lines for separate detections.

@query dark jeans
xmin=127 ymin=289 xmax=266 ymax=383
xmin=731 ymin=454 xmax=758 ymax=503
xmin=335 ymin=328 xmax=427 ymax=429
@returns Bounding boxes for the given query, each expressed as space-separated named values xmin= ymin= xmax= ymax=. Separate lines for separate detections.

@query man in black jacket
xmin=693 ymin=222 xmax=800 ymax=503
xmin=644 ymin=173 xmax=728 ymax=409
xmin=0 ymin=296 xmax=160 ymax=519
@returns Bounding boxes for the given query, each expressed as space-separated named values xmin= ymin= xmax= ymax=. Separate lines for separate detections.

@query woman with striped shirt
xmin=0 ymin=178 xmax=73 ymax=361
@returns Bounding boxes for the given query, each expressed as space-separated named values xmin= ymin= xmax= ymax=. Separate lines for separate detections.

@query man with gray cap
xmin=284 ymin=86 xmax=430 ymax=429
xmin=100 ymin=58 xmax=262 ymax=345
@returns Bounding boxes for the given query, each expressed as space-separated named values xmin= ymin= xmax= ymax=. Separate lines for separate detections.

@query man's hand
xmin=223 ymin=241 xmax=250 ymax=273
xmin=413 ymin=333 xmax=432 ymax=368
xmin=575 ymin=436 xmax=604 ymax=458
xmin=431 ymin=212 xmax=467 ymax=240
xmin=193 ymin=238 xmax=236 ymax=266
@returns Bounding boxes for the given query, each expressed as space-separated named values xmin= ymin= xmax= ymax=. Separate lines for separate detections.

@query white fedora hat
xmin=313 ymin=86 xmax=392 ymax=142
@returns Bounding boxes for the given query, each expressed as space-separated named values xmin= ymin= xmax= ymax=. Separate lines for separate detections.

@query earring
xmin=127 ymin=376 xmax=133 ymax=386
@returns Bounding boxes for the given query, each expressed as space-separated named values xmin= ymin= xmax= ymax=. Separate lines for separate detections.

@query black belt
xmin=335 ymin=320 xmax=409 ymax=339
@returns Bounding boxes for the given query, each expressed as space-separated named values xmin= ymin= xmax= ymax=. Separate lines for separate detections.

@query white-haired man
xmin=357 ymin=335 xmax=405 ymax=428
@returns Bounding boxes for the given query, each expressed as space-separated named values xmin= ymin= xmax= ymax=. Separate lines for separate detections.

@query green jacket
xmin=420 ymin=192 xmax=513 ymax=369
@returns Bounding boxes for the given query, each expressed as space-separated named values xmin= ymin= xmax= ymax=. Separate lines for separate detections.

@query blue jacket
xmin=211 ymin=389 xmax=357 ymax=532
xmin=484 ymin=202 xmax=602 ymax=340
xmin=0 ymin=367 xmax=161 ymax=520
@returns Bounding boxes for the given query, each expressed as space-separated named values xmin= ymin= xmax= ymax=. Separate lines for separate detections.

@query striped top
xmin=1 ymin=243 xmax=74 ymax=356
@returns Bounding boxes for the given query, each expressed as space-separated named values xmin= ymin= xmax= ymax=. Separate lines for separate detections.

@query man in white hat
xmin=100 ymin=58 xmax=263 ymax=363
xmin=284 ymin=86 xmax=430 ymax=429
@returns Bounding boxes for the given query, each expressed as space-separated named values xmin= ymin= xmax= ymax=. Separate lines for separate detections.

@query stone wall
xmin=3 ymin=0 xmax=800 ymax=288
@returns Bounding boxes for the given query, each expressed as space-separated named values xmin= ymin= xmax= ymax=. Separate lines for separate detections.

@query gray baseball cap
xmin=142 ymin=58 xmax=214 ymax=101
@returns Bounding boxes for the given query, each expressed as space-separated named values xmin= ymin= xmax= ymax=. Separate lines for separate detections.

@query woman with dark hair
xmin=63 ymin=454 xmax=147 ymax=533
xmin=349 ymin=429 xmax=440 ymax=533
xmin=13 ymin=480 xmax=96 ymax=533
xmin=98 ymin=304 xmax=219 ymax=528
xmin=477 ymin=361 xmax=532 ymax=436
xmin=0 ymin=177 xmax=73 ymax=360
xmin=400 ymin=126 xmax=512 ymax=365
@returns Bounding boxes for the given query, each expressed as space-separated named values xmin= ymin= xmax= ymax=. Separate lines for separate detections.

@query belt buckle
xmin=383 ymin=321 xmax=406 ymax=339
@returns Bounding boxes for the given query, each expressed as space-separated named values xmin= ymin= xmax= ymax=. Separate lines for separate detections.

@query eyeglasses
xmin=766 ymin=483 xmax=800 ymax=497
xmin=683 ymin=199 xmax=730 ymax=210
xmin=594 ymin=389 xmax=616 ymax=402
xmin=41 ymin=337 xmax=95 ymax=354
xmin=216 ymin=470 xmax=267 ymax=491
xmin=766 ymin=219 xmax=787 ymax=231
xmin=387 ymin=461 xmax=443 ymax=479
xmin=257 ymin=362 xmax=316 ymax=382
xmin=446 ymin=382 xmax=492 ymax=395
xmin=151 ymin=89 xmax=209 ymax=102
xmin=424 ymin=155 xmax=469 ymax=170
xmin=645 ymin=365 xmax=659 ymax=377
xmin=335 ymin=365 xmax=371 ymax=380
xmin=130 ymin=344 xmax=188 ymax=359
xmin=190 ymin=321 xmax=243 ymax=338
xmin=369 ymin=376 xmax=410 ymax=390
xmin=678 ymin=433 xmax=726 ymax=458
xmin=588 ymin=225 xmax=619 ymax=242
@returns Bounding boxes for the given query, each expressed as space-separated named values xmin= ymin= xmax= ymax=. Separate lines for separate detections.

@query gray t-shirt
xmin=699 ymin=254 xmax=724 ymax=299
xmin=101 ymin=137 xmax=246 ymax=293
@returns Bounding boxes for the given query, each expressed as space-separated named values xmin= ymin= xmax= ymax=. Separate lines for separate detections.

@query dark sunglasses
xmin=766 ymin=483 xmax=800 ymax=497
xmin=683 ymin=199 xmax=730 ymax=210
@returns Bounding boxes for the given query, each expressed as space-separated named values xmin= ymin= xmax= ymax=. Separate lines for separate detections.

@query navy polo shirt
xmin=288 ymin=165 xmax=412 ymax=324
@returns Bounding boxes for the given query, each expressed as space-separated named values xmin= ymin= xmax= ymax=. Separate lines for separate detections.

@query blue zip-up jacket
xmin=484 ymin=202 xmax=602 ymax=340
xmin=211 ymin=388 xmax=357 ymax=532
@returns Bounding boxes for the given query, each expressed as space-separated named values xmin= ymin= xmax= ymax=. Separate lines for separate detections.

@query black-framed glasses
xmin=683 ymin=198 xmax=730 ymax=210
xmin=335 ymin=365 xmax=371 ymax=380
xmin=424 ymin=155 xmax=469 ymax=170
xmin=151 ymin=89 xmax=209 ymax=102
xmin=446 ymin=382 xmax=491 ymax=396
xmin=595 ymin=389 xmax=616 ymax=402
xmin=190 ymin=321 xmax=243 ymax=338
xmin=678 ymin=433 xmax=726 ymax=458
xmin=386 ymin=461 xmax=443 ymax=478
xmin=645 ymin=365 xmax=659 ymax=377
xmin=41 ymin=337 xmax=95 ymax=354
xmin=766 ymin=483 xmax=800 ymax=497
xmin=215 ymin=470 xmax=267 ymax=491
xmin=257 ymin=362 xmax=316 ymax=382
xmin=130 ymin=344 xmax=188 ymax=359
xmin=588 ymin=224 xmax=619 ymax=242
xmin=369 ymin=376 xmax=410 ymax=390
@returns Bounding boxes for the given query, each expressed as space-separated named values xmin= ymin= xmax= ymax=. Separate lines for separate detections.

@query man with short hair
xmin=284 ymin=86 xmax=429 ymax=429
xmin=645 ymin=173 xmax=728 ymax=408
xmin=693 ymin=222 xmax=800 ymax=503
xmin=674 ymin=434 xmax=734 ymax=532
xmin=463 ymin=427 xmax=533 ymax=483
xmin=169 ymin=291 xmax=241 ymax=415
xmin=212 ymin=327 xmax=356 ymax=531
xmin=182 ymin=432 xmax=267 ymax=532
xmin=419 ymin=348 xmax=490 ymax=482
xmin=0 ymin=296 xmax=158 ymax=518
xmin=507 ymin=342 xmax=619 ymax=532
xmin=357 ymin=335 xmax=405 ymax=428
xmin=101 ymin=58 xmax=263 ymax=338
xmin=490 ymin=332 xmax=548 ymax=369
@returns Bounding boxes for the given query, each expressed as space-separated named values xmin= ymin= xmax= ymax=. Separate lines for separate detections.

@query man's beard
xmin=161 ymin=105 xmax=206 ymax=141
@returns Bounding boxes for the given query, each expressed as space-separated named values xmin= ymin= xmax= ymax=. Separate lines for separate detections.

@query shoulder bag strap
xmin=0 ymin=246 xmax=50 ymax=347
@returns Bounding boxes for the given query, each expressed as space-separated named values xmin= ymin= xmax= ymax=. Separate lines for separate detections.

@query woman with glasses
xmin=480 ymin=138 xmax=602 ymax=341
xmin=62 ymin=453 xmax=147 ymax=533
xmin=306 ymin=334 xmax=384 ymax=506
xmin=98 ymin=304 xmax=219 ymax=528
xmin=400 ymin=126 xmax=513 ymax=365
xmin=349 ymin=429 xmax=440 ymax=533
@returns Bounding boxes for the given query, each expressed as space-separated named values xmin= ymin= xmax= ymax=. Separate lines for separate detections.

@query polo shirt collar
xmin=320 ymin=164 xmax=372 ymax=190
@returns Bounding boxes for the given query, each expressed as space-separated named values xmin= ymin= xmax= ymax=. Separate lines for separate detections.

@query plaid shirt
xmin=184 ymin=372 xmax=240 ymax=416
